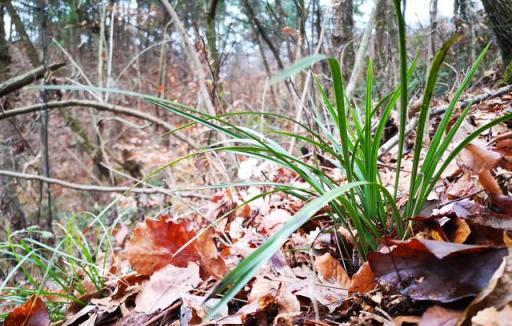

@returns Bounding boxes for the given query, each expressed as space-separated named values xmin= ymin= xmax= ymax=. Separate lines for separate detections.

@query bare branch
xmin=0 ymin=169 xmax=208 ymax=199
xmin=0 ymin=99 xmax=198 ymax=148
xmin=0 ymin=62 xmax=65 ymax=97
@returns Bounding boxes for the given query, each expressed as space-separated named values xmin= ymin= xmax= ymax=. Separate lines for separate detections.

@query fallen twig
xmin=0 ymin=62 xmax=65 ymax=97
xmin=378 ymin=84 xmax=512 ymax=157
xmin=0 ymin=169 xmax=209 ymax=199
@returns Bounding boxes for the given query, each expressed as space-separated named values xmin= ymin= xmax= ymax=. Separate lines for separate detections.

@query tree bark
xmin=0 ymin=4 xmax=26 ymax=231
xmin=331 ymin=0 xmax=354 ymax=74
xmin=205 ymin=0 xmax=220 ymax=80
xmin=481 ymin=0 xmax=512 ymax=82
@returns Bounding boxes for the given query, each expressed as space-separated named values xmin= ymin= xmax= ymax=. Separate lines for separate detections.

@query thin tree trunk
xmin=0 ymin=4 xmax=26 ymax=231
xmin=428 ymin=0 xmax=438 ymax=61
xmin=481 ymin=0 xmax=512 ymax=82
xmin=3 ymin=0 xmax=39 ymax=67
xmin=331 ymin=0 xmax=354 ymax=75
xmin=242 ymin=0 xmax=284 ymax=69
xmin=346 ymin=0 xmax=381 ymax=99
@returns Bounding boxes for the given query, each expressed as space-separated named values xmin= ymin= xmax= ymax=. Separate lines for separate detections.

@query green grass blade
xmin=205 ymin=181 xmax=369 ymax=319
xmin=270 ymin=54 xmax=326 ymax=84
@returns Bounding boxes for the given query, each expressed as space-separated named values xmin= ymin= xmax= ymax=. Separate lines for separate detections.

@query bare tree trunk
xmin=0 ymin=4 xmax=26 ymax=231
xmin=3 ymin=1 xmax=39 ymax=67
xmin=242 ymin=0 xmax=284 ymax=69
xmin=205 ymin=0 xmax=225 ymax=110
xmin=428 ymin=0 xmax=438 ymax=61
xmin=481 ymin=0 xmax=512 ymax=83
xmin=346 ymin=0 xmax=381 ymax=99
xmin=205 ymin=0 xmax=220 ymax=81
xmin=331 ymin=0 xmax=354 ymax=75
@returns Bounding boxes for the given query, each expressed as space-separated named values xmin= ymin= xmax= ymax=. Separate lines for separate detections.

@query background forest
xmin=1 ymin=0 xmax=512 ymax=325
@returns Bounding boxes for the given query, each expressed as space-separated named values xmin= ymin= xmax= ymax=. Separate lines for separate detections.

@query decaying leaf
xmin=135 ymin=263 xmax=201 ymax=313
xmin=349 ymin=262 xmax=376 ymax=294
xmin=314 ymin=252 xmax=351 ymax=289
xmin=4 ymin=297 xmax=50 ymax=326
xmin=368 ymin=238 xmax=507 ymax=303
xmin=124 ymin=214 xmax=199 ymax=275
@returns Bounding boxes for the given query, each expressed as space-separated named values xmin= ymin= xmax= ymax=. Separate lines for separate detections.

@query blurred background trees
xmin=0 ymin=0 xmax=510 ymax=232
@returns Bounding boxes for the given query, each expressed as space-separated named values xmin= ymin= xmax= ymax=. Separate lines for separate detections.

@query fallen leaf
xmin=451 ymin=218 xmax=471 ymax=243
xmin=349 ymin=262 xmax=376 ymax=294
xmin=314 ymin=253 xmax=350 ymax=289
xmin=124 ymin=214 xmax=200 ymax=275
xmin=180 ymin=294 xmax=228 ymax=325
xmin=293 ymin=265 xmax=347 ymax=312
xmin=433 ymin=200 xmax=512 ymax=246
xmin=4 ymin=297 xmax=50 ymax=326
xmin=195 ymin=229 xmax=227 ymax=279
xmin=241 ymin=293 xmax=279 ymax=326
xmin=112 ymin=224 xmax=130 ymax=247
xmin=419 ymin=305 xmax=462 ymax=326
xmin=458 ymin=253 xmax=512 ymax=326
xmin=261 ymin=209 xmax=292 ymax=234
xmin=471 ymin=305 xmax=512 ymax=325
xmin=368 ymin=238 xmax=507 ymax=303
xmin=135 ymin=263 xmax=201 ymax=313
xmin=248 ymin=276 xmax=301 ymax=315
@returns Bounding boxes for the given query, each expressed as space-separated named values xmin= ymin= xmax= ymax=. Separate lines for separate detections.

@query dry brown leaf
xmin=395 ymin=315 xmax=422 ymax=325
xmin=472 ymin=305 xmax=512 ymax=325
xmin=248 ymin=276 xmax=300 ymax=315
xmin=457 ymin=254 xmax=512 ymax=326
xmin=419 ymin=305 xmax=462 ymax=326
xmin=349 ymin=262 xmax=376 ymax=295
xmin=293 ymin=265 xmax=347 ymax=312
xmin=462 ymin=144 xmax=501 ymax=173
xmin=134 ymin=263 xmax=201 ymax=314
xmin=369 ymin=238 xmax=507 ymax=303
xmin=4 ymin=297 xmax=50 ymax=326
xmin=124 ymin=214 xmax=199 ymax=275
xmin=452 ymin=218 xmax=471 ymax=243
xmin=478 ymin=169 xmax=502 ymax=194
xmin=504 ymin=231 xmax=512 ymax=247
xmin=314 ymin=253 xmax=350 ymax=289
xmin=195 ymin=229 xmax=227 ymax=279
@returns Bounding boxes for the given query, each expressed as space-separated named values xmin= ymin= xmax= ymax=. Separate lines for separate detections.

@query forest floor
xmin=3 ymin=84 xmax=512 ymax=326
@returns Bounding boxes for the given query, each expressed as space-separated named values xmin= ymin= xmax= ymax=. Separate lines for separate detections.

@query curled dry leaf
xmin=124 ymin=214 xmax=199 ymax=275
xmin=368 ymin=238 xmax=507 ymax=303
xmin=135 ymin=263 xmax=201 ymax=314
xmin=4 ymin=297 xmax=50 ymax=326
xmin=349 ymin=262 xmax=376 ymax=295
xmin=459 ymin=143 xmax=512 ymax=212
xmin=314 ymin=252 xmax=351 ymax=289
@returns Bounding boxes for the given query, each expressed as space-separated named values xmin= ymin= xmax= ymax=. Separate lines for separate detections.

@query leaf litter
xmin=4 ymin=91 xmax=512 ymax=325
